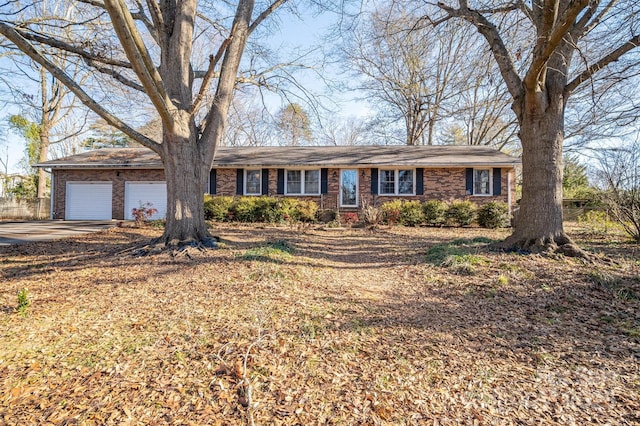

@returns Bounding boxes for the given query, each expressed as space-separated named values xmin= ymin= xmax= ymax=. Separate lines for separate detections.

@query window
xmin=245 ymin=169 xmax=261 ymax=195
xmin=304 ymin=170 xmax=320 ymax=194
xmin=286 ymin=169 xmax=320 ymax=195
xmin=379 ymin=169 xmax=415 ymax=195
xmin=380 ymin=170 xmax=395 ymax=195
xmin=473 ymin=169 xmax=491 ymax=195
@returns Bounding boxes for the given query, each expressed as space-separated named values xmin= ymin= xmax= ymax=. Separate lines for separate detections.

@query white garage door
xmin=125 ymin=182 xmax=167 ymax=220
xmin=66 ymin=182 xmax=113 ymax=220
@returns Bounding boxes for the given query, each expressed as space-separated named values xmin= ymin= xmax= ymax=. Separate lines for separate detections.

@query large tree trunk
xmin=501 ymin=87 xmax=583 ymax=256
xmin=157 ymin=114 xmax=213 ymax=247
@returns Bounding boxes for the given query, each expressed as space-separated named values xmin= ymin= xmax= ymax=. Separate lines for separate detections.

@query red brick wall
xmin=54 ymin=166 xmax=516 ymax=220
xmin=52 ymin=169 xmax=165 ymax=220
xmin=210 ymin=167 xmax=516 ymax=212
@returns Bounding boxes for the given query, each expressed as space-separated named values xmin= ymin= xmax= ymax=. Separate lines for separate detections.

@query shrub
xmin=131 ymin=202 xmax=158 ymax=227
xmin=274 ymin=198 xmax=301 ymax=222
xmin=477 ymin=202 xmax=510 ymax=228
xmin=361 ymin=202 xmax=384 ymax=227
xmin=253 ymin=197 xmax=281 ymax=222
xmin=294 ymin=200 xmax=319 ymax=223
xmin=204 ymin=195 xmax=234 ymax=221
xmin=381 ymin=200 xmax=403 ymax=225
xmin=318 ymin=209 xmax=337 ymax=223
xmin=399 ymin=200 xmax=425 ymax=226
xmin=380 ymin=200 xmax=426 ymax=226
xmin=423 ymin=200 xmax=448 ymax=226
xmin=577 ymin=210 xmax=620 ymax=235
xmin=447 ymin=200 xmax=477 ymax=226
xmin=343 ymin=212 xmax=359 ymax=225
xmin=230 ymin=197 xmax=260 ymax=222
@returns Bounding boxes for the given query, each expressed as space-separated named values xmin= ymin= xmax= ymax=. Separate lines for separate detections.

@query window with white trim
xmin=285 ymin=169 xmax=320 ymax=195
xmin=473 ymin=169 xmax=491 ymax=195
xmin=245 ymin=169 xmax=262 ymax=195
xmin=379 ymin=169 xmax=415 ymax=195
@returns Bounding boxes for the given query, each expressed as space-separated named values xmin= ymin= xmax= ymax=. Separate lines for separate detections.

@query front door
xmin=340 ymin=169 xmax=358 ymax=207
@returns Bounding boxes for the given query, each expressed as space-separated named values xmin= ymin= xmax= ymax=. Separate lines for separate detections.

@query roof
xmin=36 ymin=145 xmax=520 ymax=169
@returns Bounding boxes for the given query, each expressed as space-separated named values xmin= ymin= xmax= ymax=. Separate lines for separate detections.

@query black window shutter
xmin=236 ymin=169 xmax=243 ymax=195
xmin=465 ymin=168 xmax=474 ymax=195
xmin=277 ymin=169 xmax=285 ymax=194
xmin=371 ymin=168 xmax=378 ymax=195
xmin=209 ymin=169 xmax=217 ymax=195
xmin=321 ymin=168 xmax=328 ymax=194
xmin=415 ymin=168 xmax=424 ymax=195
xmin=493 ymin=168 xmax=502 ymax=196
xmin=261 ymin=169 xmax=269 ymax=195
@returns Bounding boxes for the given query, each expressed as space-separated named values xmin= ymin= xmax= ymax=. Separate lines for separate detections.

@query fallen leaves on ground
xmin=0 ymin=223 xmax=638 ymax=425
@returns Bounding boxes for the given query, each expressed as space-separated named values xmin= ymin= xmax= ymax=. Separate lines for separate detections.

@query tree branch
xmin=103 ymin=0 xmax=174 ymax=127
xmin=199 ymin=0 xmax=254 ymax=163
xmin=565 ymin=34 xmax=640 ymax=95
xmin=131 ymin=0 xmax=158 ymax=44
xmin=86 ymin=58 xmax=146 ymax=92
xmin=524 ymin=0 xmax=589 ymax=91
xmin=0 ymin=21 xmax=159 ymax=150
xmin=190 ymin=37 xmax=232 ymax=115
xmin=249 ymin=0 xmax=288 ymax=35
xmin=437 ymin=1 xmax=523 ymax=100
xmin=14 ymin=27 xmax=132 ymax=69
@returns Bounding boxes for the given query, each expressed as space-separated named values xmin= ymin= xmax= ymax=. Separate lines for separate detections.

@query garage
xmin=124 ymin=181 xmax=167 ymax=220
xmin=65 ymin=182 xmax=113 ymax=220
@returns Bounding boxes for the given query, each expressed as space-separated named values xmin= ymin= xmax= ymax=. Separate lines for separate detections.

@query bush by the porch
xmin=477 ymin=202 xmax=510 ymax=228
xmin=204 ymin=195 xmax=318 ymax=223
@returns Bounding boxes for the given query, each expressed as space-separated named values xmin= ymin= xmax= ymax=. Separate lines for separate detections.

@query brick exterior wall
xmin=210 ymin=167 xmax=516 ymax=212
xmin=53 ymin=166 xmax=516 ymax=220
xmin=52 ymin=169 xmax=165 ymax=220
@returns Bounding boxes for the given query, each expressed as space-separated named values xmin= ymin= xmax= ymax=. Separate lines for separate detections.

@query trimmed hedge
xmin=423 ymin=200 xmax=448 ymax=226
xmin=446 ymin=200 xmax=477 ymax=227
xmin=477 ymin=202 xmax=509 ymax=228
xmin=205 ymin=195 xmax=511 ymax=228
xmin=204 ymin=195 xmax=318 ymax=223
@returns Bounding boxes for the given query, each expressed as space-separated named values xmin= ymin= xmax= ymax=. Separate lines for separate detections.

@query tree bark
xmin=501 ymin=69 xmax=584 ymax=256
xmin=159 ymin=116 xmax=212 ymax=246
xmin=37 ymin=130 xmax=50 ymax=199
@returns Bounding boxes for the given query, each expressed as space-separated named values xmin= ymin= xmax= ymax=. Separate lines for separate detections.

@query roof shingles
xmin=37 ymin=146 xmax=520 ymax=169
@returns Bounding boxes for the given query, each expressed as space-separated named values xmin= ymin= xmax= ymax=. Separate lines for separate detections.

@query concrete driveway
xmin=0 ymin=221 xmax=116 ymax=246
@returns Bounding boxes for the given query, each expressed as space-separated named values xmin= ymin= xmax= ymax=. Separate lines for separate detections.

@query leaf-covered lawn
xmin=1 ymin=223 xmax=638 ymax=425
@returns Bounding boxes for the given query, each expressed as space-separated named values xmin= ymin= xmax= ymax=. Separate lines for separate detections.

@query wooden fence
xmin=0 ymin=198 xmax=50 ymax=220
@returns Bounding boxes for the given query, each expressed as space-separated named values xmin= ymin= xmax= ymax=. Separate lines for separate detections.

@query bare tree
xmin=0 ymin=0 xmax=299 ymax=247
xmin=594 ymin=140 xmax=640 ymax=243
xmin=318 ymin=115 xmax=367 ymax=146
xmin=0 ymin=1 xmax=89 ymax=198
xmin=222 ymin=93 xmax=276 ymax=147
xmin=276 ymin=102 xmax=312 ymax=146
xmin=343 ymin=4 xmax=464 ymax=145
xmin=448 ymin=54 xmax=519 ymax=151
xmin=432 ymin=0 xmax=640 ymax=255
xmin=342 ymin=2 xmax=518 ymax=148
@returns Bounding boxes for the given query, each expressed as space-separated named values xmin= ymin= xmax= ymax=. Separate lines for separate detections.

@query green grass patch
xmin=425 ymin=237 xmax=495 ymax=266
xmin=241 ymin=240 xmax=295 ymax=262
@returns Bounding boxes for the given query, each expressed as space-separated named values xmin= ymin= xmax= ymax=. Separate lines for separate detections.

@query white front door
xmin=340 ymin=169 xmax=358 ymax=207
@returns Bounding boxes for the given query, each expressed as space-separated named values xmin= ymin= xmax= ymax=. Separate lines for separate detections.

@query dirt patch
xmin=1 ymin=223 xmax=638 ymax=424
